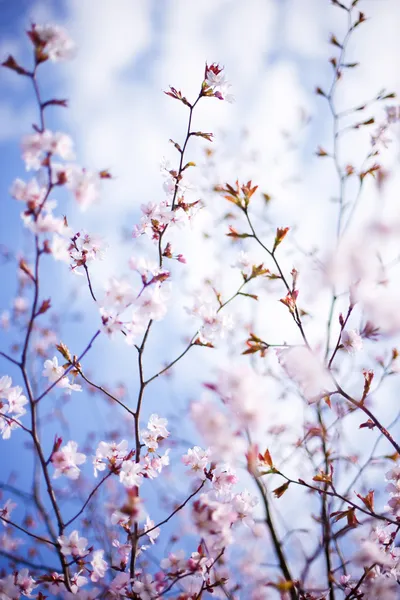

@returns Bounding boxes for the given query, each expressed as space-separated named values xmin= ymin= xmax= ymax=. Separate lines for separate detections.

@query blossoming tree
xmin=1 ymin=2 xmax=400 ymax=598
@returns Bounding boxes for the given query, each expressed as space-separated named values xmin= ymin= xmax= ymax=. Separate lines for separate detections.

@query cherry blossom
xmin=231 ymin=490 xmax=258 ymax=527
xmin=0 ymin=311 xmax=10 ymax=330
xmin=182 ymin=446 xmax=211 ymax=476
xmin=90 ymin=549 xmax=108 ymax=582
xmin=65 ymin=165 xmax=101 ymax=211
xmin=10 ymin=178 xmax=46 ymax=206
xmin=51 ymin=440 xmax=86 ymax=480
xmin=132 ymin=573 xmax=160 ymax=599
xmin=211 ymin=464 xmax=238 ymax=495
xmin=0 ymin=376 xmax=12 ymax=397
xmin=191 ymin=396 xmax=246 ymax=462
xmin=160 ymin=549 xmax=186 ymax=573
xmin=21 ymin=130 xmax=74 ymax=171
xmin=142 ymin=449 xmax=170 ymax=479
xmin=233 ymin=250 xmax=253 ymax=279
xmin=58 ymin=530 xmax=88 ymax=557
xmin=31 ymin=24 xmax=75 ymax=62
xmin=144 ymin=517 xmax=160 ymax=544
xmin=15 ymin=569 xmax=37 ymax=597
xmin=109 ymin=572 xmax=131 ymax=596
xmin=147 ymin=414 xmax=169 ymax=437
xmin=119 ymin=460 xmax=144 ymax=488
xmin=21 ymin=208 xmax=67 ymax=235
xmin=93 ymin=439 xmax=128 ymax=477
xmin=42 ymin=356 xmax=82 ymax=393
xmin=0 ymin=378 xmax=28 ymax=439
xmin=112 ymin=539 xmax=131 ymax=567
xmin=0 ymin=499 xmax=17 ymax=524
xmin=187 ymin=294 xmax=234 ymax=345
xmin=0 ymin=574 xmax=19 ymax=599
xmin=13 ymin=296 xmax=29 ymax=313
xmin=342 ymin=329 xmax=363 ymax=354
xmin=135 ymin=282 xmax=170 ymax=322
xmin=204 ymin=63 xmax=235 ymax=103
xmin=277 ymin=346 xmax=331 ymax=402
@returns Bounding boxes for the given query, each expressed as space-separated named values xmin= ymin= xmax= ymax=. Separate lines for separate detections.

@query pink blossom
xmin=147 ymin=414 xmax=169 ymax=437
xmin=33 ymin=24 xmax=75 ymax=62
xmin=0 ymin=500 xmax=17 ymax=524
xmin=132 ymin=574 xmax=160 ymax=599
xmin=65 ymin=166 xmax=100 ymax=211
xmin=58 ymin=530 xmax=88 ymax=557
xmin=99 ymin=308 xmax=125 ymax=337
xmin=142 ymin=450 xmax=170 ymax=479
xmin=160 ymin=550 xmax=186 ymax=572
xmin=353 ymin=540 xmax=394 ymax=567
xmin=212 ymin=464 xmax=238 ymax=495
xmin=233 ymin=250 xmax=253 ymax=278
xmin=214 ymin=366 xmax=267 ymax=428
xmin=5 ymin=386 xmax=27 ymax=417
xmin=90 ymin=549 xmax=108 ymax=582
xmin=0 ymin=376 xmax=12 ymax=398
xmin=112 ymin=541 xmax=131 ymax=570
xmin=109 ymin=572 xmax=131 ymax=596
xmin=144 ymin=517 xmax=160 ymax=544
xmin=93 ymin=439 xmax=128 ymax=477
xmin=231 ymin=490 xmax=258 ymax=527
xmin=10 ymin=178 xmax=46 ymax=206
xmin=182 ymin=446 xmax=210 ymax=476
xmin=21 ymin=130 xmax=74 ymax=170
xmin=119 ymin=461 xmax=143 ymax=488
xmin=51 ymin=440 xmax=86 ymax=480
xmin=21 ymin=210 xmax=67 ymax=235
xmin=135 ymin=282 xmax=170 ymax=322
xmin=13 ymin=296 xmax=29 ymax=312
xmin=0 ymin=574 xmax=19 ymax=598
xmin=277 ymin=346 xmax=331 ymax=402
xmin=0 ymin=311 xmax=10 ymax=330
xmin=42 ymin=356 xmax=82 ymax=393
xmin=342 ymin=329 xmax=363 ymax=354
xmin=205 ymin=63 xmax=235 ymax=103
xmin=103 ymin=277 xmax=136 ymax=309
xmin=191 ymin=397 xmax=246 ymax=462
xmin=69 ymin=572 xmax=89 ymax=595
xmin=0 ymin=378 xmax=28 ymax=440
xmin=42 ymin=356 xmax=65 ymax=382
xmin=15 ymin=569 xmax=37 ymax=597
xmin=187 ymin=294 xmax=233 ymax=345
xmin=192 ymin=492 xmax=236 ymax=550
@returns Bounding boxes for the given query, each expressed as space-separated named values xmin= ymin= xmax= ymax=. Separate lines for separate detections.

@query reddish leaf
xmin=273 ymin=481 xmax=290 ymax=499
xmin=2 ymin=55 xmax=29 ymax=76
xmin=355 ymin=490 xmax=374 ymax=512
xmin=37 ymin=298 xmax=51 ymax=316
xmin=359 ymin=419 xmax=375 ymax=430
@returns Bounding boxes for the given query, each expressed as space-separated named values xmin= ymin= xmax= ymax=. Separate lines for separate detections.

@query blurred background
xmin=0 ymin=0 xmax=400 ymax=589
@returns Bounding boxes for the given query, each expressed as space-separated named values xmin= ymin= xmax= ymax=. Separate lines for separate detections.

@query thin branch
xmin=0 ymin=516 xmax=56 ymax=546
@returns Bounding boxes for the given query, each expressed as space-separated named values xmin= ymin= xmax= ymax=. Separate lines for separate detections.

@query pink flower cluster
xmin=0 ymin=375 xmax=28 ymax=439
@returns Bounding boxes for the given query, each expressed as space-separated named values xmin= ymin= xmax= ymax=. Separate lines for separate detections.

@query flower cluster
xmin=0 ymin=375 xmax=28 ymax=439
xmin=51 ymin=440 xmax=86 ymax=480
xmin=204 ymin=63 xmax=235 ymax=103
xmin=28 ymin=23 xmax=75 ymax=63
xmin=0 ymin=569 xmax=37 ymax=598
xmin=132 ymin=199 xmax=195 ymax=242
xmin=187 ymin=292 xmax=234 ymax=345
xmin=99 ymin=275 xmax=170 ymax=345
xmin=42 ymin=356 xmax=82 ymax=393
